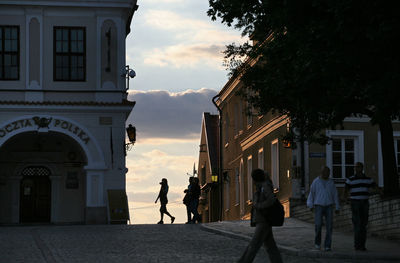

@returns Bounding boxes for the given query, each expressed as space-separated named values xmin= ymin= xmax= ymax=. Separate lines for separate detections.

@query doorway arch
xmin=0 ymin=131 xmax=88 ymax=224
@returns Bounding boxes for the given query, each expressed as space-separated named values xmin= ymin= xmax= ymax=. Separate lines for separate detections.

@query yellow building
xmin=199 ymin=63 xmax=400 ymax=237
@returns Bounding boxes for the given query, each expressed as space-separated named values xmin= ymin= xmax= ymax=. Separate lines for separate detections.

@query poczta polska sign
xmin=0 ymin=117 xmax=90 ymax=144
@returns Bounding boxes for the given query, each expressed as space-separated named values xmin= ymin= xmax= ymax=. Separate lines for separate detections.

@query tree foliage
xmin=208 ymin=0 xmax=400 ymax=195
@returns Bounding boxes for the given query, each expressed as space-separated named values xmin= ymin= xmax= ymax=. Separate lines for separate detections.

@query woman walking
xmin=155 ymin=178 xmax=175 ymax=224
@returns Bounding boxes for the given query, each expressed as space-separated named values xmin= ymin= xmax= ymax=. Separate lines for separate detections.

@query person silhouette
xmin=183 ymin=177 xmax=194 ymax=223
xmin=189 ymin=177 xmax=201 ymax=223
xmin=155 ymin=178 xmax=175 ymax=224
xmin=238 ymin=169 xmax=283 ymax=263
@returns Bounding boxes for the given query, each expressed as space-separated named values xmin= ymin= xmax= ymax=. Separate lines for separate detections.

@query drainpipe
xmin=212 ymin=94 xmax=223 ymax=222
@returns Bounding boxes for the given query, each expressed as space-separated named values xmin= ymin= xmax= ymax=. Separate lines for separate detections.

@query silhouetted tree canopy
xmin=208 ymin=0 xmax=400 ymax=196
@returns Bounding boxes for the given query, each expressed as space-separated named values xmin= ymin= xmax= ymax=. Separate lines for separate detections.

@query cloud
xmin=145 ymin=0 xmax=184 ymax=4
xmin=127 ymin=88 xmax=218 ymax=140
xmin=143 ymin=44 xmax=225 ymax=68
xmin=140 ymin=9 xmax=244 ymax=69
xmin=144 ymin=10 xmax=208 ymax=31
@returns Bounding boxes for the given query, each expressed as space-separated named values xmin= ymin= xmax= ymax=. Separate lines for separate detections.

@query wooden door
xmin=20 ymin=167 xmax=51 ymax=223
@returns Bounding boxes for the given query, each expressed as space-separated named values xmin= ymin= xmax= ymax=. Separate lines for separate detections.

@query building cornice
xmin=0 ymin=0 xmax=135 ymax=8
xmin=0 ymin=100 xmax=135 ymax=113
xmin=240 ymin=115 xmax=288 ymax=151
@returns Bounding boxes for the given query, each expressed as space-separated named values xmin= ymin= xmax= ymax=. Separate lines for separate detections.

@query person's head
xmin=160 ymin=178 xmax=168 ymax=185
xmin=321 ymin=166 xmax=330 ymax=180
xmin=193 ymin=177 xmax=199 ymax=184
xmin=355 ymin=162 xmax=364 ymax=175
xmin=251 ymin=169 xmax=266 ymax=183
xmin=189 ymin=177 xmax=194 ymax=183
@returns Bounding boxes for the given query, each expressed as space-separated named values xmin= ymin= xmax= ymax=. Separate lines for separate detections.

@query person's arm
xmin=344 ymin=179 xmax=351 ymax=203
xmin=306 ymin=180 xmax=315 ymax=209
xmin=332 ymin=182 xmax=340 ymax=211
xmin=155 ymin=188 xmax=161 ymax=203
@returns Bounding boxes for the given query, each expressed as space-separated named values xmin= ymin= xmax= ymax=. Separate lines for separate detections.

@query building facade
xmin=200 ymin=67 xmax=400 ymax=223
xmin=197 ymin=112 xmax=219 ymax=223
xmin=0 ymin=0 xmax=138 ymax=224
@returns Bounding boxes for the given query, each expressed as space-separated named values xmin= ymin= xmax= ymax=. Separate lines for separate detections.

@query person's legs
xmin=324 ymin=206 xmax=333 ymax=250
xmin=359 ymin=200 xmax=369 ymax=249
xmin=191 ymin=199 xmax=200 ymax=223
xmin=263 ymin=227 xmax=283 ymax=263
xmin=186 ymin=204 xmax=192 ymax=223
xmin=351 ymin=200 xmax=362 ymax=249
xmin=314 ymin=205 xmax=323 ymax=248
xmin=158 ymin=204 xmax=166 ymax=223
xmin=238 ymin=223 xmax=270 ymax=263
xmin=162 ymin=204 xmax=175 ymax=223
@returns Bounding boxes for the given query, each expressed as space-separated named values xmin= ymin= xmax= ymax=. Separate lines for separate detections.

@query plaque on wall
xmin=66 ymin=172 xmax=79 ymax=189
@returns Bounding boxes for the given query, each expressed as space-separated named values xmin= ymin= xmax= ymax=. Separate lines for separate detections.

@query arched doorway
xmin=0 ymin=131 xmax=88 ymax=224
xmin=20 ymin=166 xmax=51 ymax=223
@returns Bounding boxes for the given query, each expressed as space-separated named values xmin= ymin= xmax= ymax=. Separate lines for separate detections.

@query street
xmin=0 ymin=224 xmax=392 ymax=263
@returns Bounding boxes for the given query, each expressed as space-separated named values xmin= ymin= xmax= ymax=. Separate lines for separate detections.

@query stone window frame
xmin=326 ymin=130 xmax=364 ymax=185
xmin=271 ymin=139 xmax=280 ymax=191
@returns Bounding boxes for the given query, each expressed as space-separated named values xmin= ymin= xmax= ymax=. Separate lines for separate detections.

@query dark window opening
xmin=0 ymin=26 xmax=19 ymax=80
xmin=54 ymin=27 xmax=86 ymax=81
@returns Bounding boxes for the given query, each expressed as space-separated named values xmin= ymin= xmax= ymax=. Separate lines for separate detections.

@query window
xmin=239 ymin=159 xmax=245 ymax=215
xmin=0 ymin=26 xmax=19 ymax=80
xmin=225 ymin=180 xmax=230 ymax=210
xmin=396 ymin=139 xmax=400 ymax=175
xmin=271 ymin=139 xmax=280 ymax=190
xmin=224 ymin=113 xmax=229 ymax=145
xmin=247 ymin=155 xmax=253 ymax=200
xmin=235 ymin=102 xmax=243 ymax=135
xmin=235 ymin=167 xmax=240 ymax=205
xmin=326 ymin=130 xmax=364 ymax=182
xmin=258 ymin=148 xmax=264 ymax=170
xmin=54 ymin=27 xmax=86 ymax=81
xmin=246 ymin=102 xmax=253 ymax=127
xmin=331 ymin=138 xmax=356 ymax=179
xmin=201 ymin=165 xmax=206 ymax=185
xmin=378 ymin=131 xmax=400 ymax=187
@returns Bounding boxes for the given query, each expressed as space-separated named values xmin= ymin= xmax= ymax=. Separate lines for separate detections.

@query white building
xmin=0 ymin=0 xmax=138 ymax=224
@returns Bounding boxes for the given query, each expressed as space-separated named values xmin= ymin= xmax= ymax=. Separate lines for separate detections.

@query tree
xmin=208 ymin=0 xmax=400 ymax=196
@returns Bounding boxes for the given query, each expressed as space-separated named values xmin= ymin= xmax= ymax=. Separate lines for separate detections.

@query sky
xmin=124 ymin=0 xmax=243 ymax=224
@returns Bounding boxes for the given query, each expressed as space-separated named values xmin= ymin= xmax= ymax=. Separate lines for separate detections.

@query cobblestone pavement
xmin=0 ymin=224 xmax=395 ymax=263
xmin=201 ymin=218 xmax=400 ymax=262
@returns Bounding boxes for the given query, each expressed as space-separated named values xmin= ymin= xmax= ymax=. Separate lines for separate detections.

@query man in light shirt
xmin=307 ymin=166 xmax=340 ymax=251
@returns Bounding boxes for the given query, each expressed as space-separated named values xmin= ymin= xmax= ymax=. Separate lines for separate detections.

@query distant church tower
xmin=0 ymin=0 xmax=138 ymax=224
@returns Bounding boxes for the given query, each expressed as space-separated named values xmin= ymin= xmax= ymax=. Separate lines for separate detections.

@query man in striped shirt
xmin=345 ymin=162 xmax=377 ymax=251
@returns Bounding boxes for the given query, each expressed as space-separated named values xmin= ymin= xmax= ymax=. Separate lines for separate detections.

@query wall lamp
xmin=211 ymin=174 xmax=218 ymax=183
xmin=122 ymin=65 xmax=136 ymax=90
xmin=125 ymin=124 xmax=136 ymax=151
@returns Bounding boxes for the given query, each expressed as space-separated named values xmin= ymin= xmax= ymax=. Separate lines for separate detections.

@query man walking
xmin=345 ymin=162 xmax=377 ymax=251
xmin=307 ymin=166 xmax=340 ymax=251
